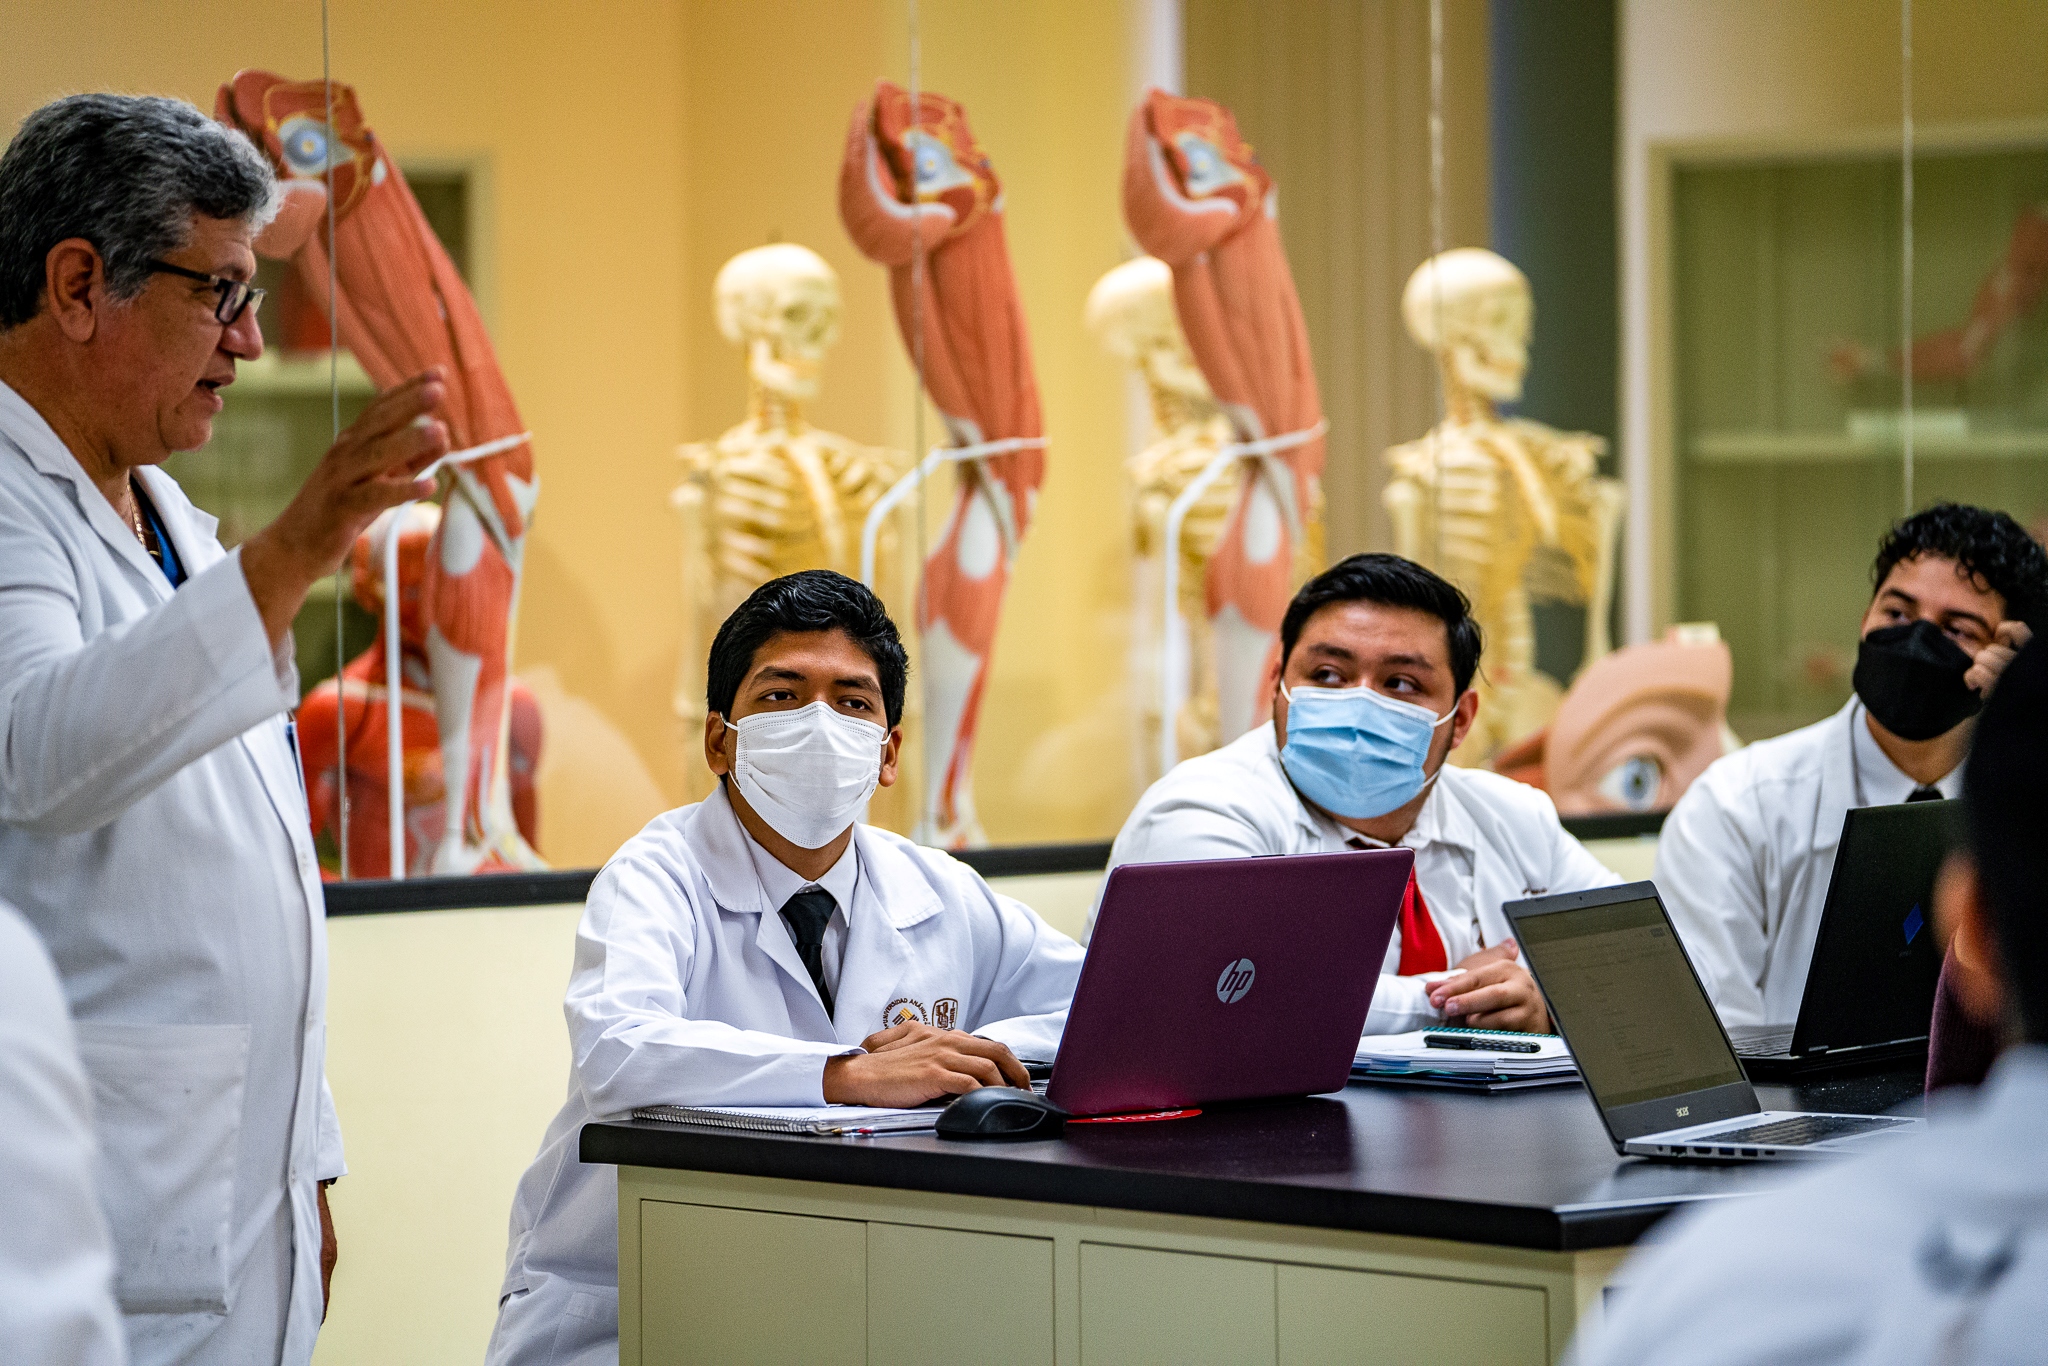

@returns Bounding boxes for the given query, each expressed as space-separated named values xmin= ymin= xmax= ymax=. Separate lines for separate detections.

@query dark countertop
xmin=583 ymin=1066 xmax=1925 ymax=1254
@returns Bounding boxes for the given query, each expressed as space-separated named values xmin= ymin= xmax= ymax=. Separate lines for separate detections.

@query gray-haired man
xmin=0 ymin=94 xmax=444 ymax=1364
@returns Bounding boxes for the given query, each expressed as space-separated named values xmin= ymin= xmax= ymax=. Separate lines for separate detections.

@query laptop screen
xmin=1517 ymin=893 xmax=1746 ymax=1112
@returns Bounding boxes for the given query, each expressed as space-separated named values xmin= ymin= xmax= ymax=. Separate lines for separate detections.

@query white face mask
xmin=726 ymin=700 xmax=887 ymax=849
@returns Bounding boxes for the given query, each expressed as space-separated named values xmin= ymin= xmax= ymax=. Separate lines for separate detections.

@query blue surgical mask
xmin=1278 ymin=682 xmax=1455 ymax=820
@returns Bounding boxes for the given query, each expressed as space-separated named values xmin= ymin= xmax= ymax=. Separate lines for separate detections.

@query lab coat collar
xmin=687 ymin=783 xmax=943 ymax=933
xmin=0 ymin=378 xmax=178 ymax=595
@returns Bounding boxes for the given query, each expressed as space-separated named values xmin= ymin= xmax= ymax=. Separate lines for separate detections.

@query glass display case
xmin=1673 ymin=140 xmax=2048 ymax=741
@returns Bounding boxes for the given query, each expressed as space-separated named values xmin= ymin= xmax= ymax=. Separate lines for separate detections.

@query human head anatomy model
xmin=714 ymin=243 xmax=843 ymax=407
xmin=1401 ymin=247 xmax=1533 ymax=411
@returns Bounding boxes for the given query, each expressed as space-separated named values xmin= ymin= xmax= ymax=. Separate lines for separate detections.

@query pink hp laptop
xmin=1044 ymin=849 xmax=1412 ymax=1116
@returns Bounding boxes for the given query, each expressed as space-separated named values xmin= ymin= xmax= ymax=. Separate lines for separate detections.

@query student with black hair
xmin=1102 ymin=553 xmax=1619 ymax=1035
xmin=486 ymin=570 xmax=1083 ymax=1366
xmin=1658 ymin=503 xmax=2044 ymax=1029
xmin=1572 ymin=636 xmax=2048 ymax=1364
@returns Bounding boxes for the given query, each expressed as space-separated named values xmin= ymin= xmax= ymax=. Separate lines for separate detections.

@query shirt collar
xmin=740 ymin=817 xmax=860 ymax=920
xmin=1851 ymin=701 xmax=1964 ymax=805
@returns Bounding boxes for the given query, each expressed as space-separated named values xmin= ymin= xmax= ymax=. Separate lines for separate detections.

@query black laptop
xmin=1727 ymin=799 xmax=1964 ymax=1080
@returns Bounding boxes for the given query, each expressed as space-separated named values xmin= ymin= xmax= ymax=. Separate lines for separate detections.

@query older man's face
xmin=98 ymin=213 xmax=264 ymax=464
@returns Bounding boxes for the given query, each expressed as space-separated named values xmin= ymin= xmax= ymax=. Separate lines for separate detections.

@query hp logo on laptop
xmin=1216 ymin=958 xmax=1256 ymax=1004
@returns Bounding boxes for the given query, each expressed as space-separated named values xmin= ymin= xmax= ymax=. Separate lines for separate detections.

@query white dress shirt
xmin=1572 ymin=1046 xmax=2048 ymax=1366
xmin=1658 ymin=699 xmax=1962 ymax=1028
xmin=0 ymin=381 xmax=343 ymax=1366
xmin=740 ymin=820 xmax=858 ymax=997
xmin=0 ymin=902 xmax=124 ymax=1366
xmin=1102 ymin=723 xmax=1620 ymax=1033
xmin=486 ymin=786 xmax=1085 ymax=1366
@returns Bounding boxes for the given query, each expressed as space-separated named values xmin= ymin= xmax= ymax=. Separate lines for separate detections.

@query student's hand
xmin=1451 ymin=939 xmax=1520 ymax=973
xmin=318 ymin=1181 xmax=337 ymax=1321
xmin=1965 ymin=620 xmax=2033 ymax=698
xmin=1428 ymin=958 xmax=1551 ymax=1033
xmin=822 ymin=1025 xmax=1030 ymax=1106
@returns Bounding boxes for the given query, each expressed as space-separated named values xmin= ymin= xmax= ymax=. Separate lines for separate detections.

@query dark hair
xmin=1872 ymin=503 xmax=2048 ymax=631
xmin=1279 ymin=553 xmax=1484 ymax=696
xmin=1962 ymin=636 xmax=2048 ymax=1043
xmin=706 ymin=570 xmax=909 ymax=727
xmin=0 ymin=94 xmax=278 ymax=330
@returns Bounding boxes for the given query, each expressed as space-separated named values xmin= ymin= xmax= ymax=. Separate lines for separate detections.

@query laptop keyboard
xmin=1707 ymin=1114 xmax=1905 ymax=1147
xmin=1730 ymin=1025 xmax=1795 ymax=1057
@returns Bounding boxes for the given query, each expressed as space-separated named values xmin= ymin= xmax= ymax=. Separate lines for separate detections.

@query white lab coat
xmin=486 ymin=785 xmax=1084 ymax=1366
xmin=0 ymin=901 xmax=125 ymax=1366
xmin=1655 ymin=698 xmax=1960 ymax=1028
xmin=0 ymin=383 xmax=343 ymax=1366
xmin=1104 ymin=723 xmax=1620 ymax=1033
xmin=1571 ymin=1046 xmax=2048 ymax=1366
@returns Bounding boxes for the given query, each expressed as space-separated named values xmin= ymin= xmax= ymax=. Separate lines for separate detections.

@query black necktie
xmin=779 ymin=888 xmax=837 ymax=1018
xmin=1907 ymin=786 xmax=1943 ymax=803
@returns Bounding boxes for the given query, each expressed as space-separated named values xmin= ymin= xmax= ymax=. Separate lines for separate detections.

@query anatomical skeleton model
xmin=1086 ymin=257 xmax=1239 ymax=767
xmin=298 ymin=505 xmax=543 ymax=877
xmin=672 ymin=243 xmax=909 ymax=804
xmin=1384 ymin=249 xmax=1626 ymax=765
xmin=1122 ymin=90 xmax=1327 ymax=753
xmin=219 ymin=72 xmax=541 ymax=874
xmin=840 ymin=82 xmax=1046 ymax=848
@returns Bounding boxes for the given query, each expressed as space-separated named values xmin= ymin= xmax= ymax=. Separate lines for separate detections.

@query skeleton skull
xmin=713 ymin=244 xmax=842 ymax=404
xmin=1085 ymin=256 xmax=1213 ymax=403
xmin=1402 ymin=248 xmax=1532 ymax=405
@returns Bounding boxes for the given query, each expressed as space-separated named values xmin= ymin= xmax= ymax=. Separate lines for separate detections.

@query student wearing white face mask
xmin=1102 ymin=554 xmax=1619 ymax=1035
xmin=487 ymin=571 xmax=1084 ymax=1366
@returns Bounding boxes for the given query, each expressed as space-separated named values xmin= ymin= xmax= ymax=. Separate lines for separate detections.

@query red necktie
xmin=1396 ymin=869 xmax=1448 ymax=975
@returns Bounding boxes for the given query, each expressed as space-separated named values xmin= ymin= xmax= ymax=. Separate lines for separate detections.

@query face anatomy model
xmin=1087 ymin=257 xmax=1241 ymax=767
xmin=673 ymin=244 xmax=909 ymax=807
xmin=1383 ymin=248 xmax=1627 ymax=765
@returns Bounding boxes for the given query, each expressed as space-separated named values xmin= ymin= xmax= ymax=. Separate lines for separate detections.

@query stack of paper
xmin=633 ymin=1104 xmax=940 ymax=1135
xmin=1351 ymin=1031 xmax=1579 ymax=1093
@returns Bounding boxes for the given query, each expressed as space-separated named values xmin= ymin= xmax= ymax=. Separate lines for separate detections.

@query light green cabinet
xmin=1079 ymin=1244 xmax=1277 ymax=1365
xmin=867 ymin=1223 xmax=1055 ymax=1364
xmin=618 ymin=1169 xmax=1625 ymax=1365
xmin=1276 ymin=1263 xmax=1548 ymax=1365
xmin=638 ymin=1203 xmax=867 ymax=1365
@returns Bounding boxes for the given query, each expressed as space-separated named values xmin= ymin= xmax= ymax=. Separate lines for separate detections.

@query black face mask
xmin=1853 ymin=620 xmax=1982 ymax=742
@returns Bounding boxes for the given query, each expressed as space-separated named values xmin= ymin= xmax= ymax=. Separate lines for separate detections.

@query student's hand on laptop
xmin=821 ymin=1024 xmax=1031 ymax=1106
xmin=1452 ymin=940 xmax=1520 ymax=973
xmin=1428 ymin=952 xmax=1552 ymax=1033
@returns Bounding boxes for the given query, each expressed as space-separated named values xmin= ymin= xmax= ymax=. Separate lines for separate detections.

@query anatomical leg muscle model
xmin=218 ymin=71 xmax=541 ymax=874
xmin=840 ymin=81 xmax=1045 ymax=847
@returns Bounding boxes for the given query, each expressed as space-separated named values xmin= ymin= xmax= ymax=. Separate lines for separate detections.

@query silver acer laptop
xmin=1507 ymin=882 xmax=1923 ymax=1160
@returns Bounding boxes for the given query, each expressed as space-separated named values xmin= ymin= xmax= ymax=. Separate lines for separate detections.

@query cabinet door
xmin=638 ymin=1202 xmax=866 ymax=1366
xmin=1079 ymin=1243 xmax=1277 ymax=1366
xmin=867 ymin=1224 xmax=1055 ymax=1365
xmin=1276 ymin=1264 xmax=1548 ymax=1365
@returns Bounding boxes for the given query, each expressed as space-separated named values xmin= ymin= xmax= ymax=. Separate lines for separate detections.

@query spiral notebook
xmin=633 ymin=1103 xmax=941 ymax=1135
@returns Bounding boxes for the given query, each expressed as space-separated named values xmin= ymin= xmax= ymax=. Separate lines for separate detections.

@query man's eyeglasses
xmin=146 ymin=260 xmax=266 ymax=327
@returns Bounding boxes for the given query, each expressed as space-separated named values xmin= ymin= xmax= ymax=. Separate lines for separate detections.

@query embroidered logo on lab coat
xmin=934 ymin=997 xmax=959 ymax=1031
xmin=884 ymin=997 xmax=929 ymax=1028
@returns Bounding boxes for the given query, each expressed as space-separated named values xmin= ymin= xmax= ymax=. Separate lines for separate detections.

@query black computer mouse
xmin=935 ymin=1086 xmax=1068 ymax=1140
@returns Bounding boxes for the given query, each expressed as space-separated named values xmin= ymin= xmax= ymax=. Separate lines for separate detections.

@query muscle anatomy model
xmin=1832 ymin=202 xmax=2048 ymax=385
xmin=299 ymin=506 xmax=542 ymax=877
xmin=1086 ymin=257 xmax=1238 ymax=769
xmin=673 ymin=244 xmax=909 ymax=803
xmin=840 ymin=81 xmax=1046 ymax=848
xmin=1384 ymin=249 xmax=1626 ymax=765
xmin=219 ymin=71 xmax=541 ymax=874
xmin=1122 ymin=90 xmax=1327 ymax=755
